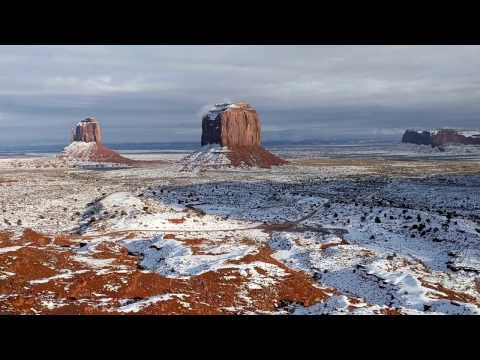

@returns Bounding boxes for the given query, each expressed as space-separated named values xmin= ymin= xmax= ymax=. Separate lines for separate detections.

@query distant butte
xmin=60 ymin=117 xmax=164 ymax=166
xmin=402 ymin=129 xmax=480 ymax=147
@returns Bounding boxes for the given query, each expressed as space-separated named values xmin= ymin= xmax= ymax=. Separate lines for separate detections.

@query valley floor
xmin=1 ymin=155 xmax=480 ymax=314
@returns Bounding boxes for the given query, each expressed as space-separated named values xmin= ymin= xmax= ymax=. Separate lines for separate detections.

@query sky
xmin=0 ymin=45 xmax=479 ymax=145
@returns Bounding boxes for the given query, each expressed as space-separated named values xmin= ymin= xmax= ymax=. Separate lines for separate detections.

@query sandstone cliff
xmin=196 ymin=102 xmax=287 ymax=168
xmin=72 ymin=117 xmax=102 ymax=143
xmin=431 ymin=129 xmax=480 ymax=147
xmin=401 ymin=130 xmax=433 ymax=145
xmin=202 ymin=103 xmax=261 ymax=147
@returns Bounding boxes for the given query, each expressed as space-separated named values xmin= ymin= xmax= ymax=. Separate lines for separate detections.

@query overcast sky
xmin=1 ymin=45 xmax=479 ymax=145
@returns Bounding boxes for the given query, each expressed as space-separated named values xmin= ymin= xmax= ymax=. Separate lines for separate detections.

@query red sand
xmin=0 ymin=229 xmax=329 ymax=314
xmin=226 ymin=145 xmax=288 ymax=168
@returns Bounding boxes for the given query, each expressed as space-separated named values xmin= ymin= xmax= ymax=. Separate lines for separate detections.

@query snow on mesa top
xmin=181 ymin=102 xmax=287 ymax=170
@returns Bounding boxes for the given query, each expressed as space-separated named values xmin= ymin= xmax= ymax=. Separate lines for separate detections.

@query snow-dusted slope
xmin=60 ymin=141 xmax=135 ymax=165
xmin=62 ymin=142 xmax=97 ymax=161
xmin=1 ymin=154 xmax=480 ymax=315
xmin=179 ymin=145 xmax=233 ymax=171
xmin=179 ymin=145 xmax=288 ymax=171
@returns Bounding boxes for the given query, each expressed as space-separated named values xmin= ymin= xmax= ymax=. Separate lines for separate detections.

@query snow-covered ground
xmin=1 ymin=152 xmax=480 ymax=314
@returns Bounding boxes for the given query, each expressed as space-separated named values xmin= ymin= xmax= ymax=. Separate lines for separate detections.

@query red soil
xmin=85 ymin=143 xmax=135 ymax=164
xmin=0 ymin=230 xmax=330 ymax=315
xmin=379 ymin=308 xmax=403 ymax=315
xmin=421 ymin=280 xmax=480 ymax=305
xmin=168 ymin=218 xmax=185 ymax=224
xmin=227 ymin=247 xmax=332 ymax=308
xmin=226 ymin=145 xmax=288 ymax=168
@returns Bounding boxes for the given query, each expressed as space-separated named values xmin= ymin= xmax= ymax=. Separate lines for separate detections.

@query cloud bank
xmin=0 ymin=45 xmax=479 ymax=145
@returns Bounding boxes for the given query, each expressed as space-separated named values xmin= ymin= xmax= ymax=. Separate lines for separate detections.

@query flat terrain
xmin=1 ymin=154 xmax=480 ymax=314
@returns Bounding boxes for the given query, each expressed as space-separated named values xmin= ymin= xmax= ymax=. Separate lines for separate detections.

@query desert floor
xmin=1 ymin=154 xmax=480 ymax=314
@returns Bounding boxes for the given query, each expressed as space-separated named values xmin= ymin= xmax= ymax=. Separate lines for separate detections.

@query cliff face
xmin=402 ymin=129 xmax=480 ymax=147
xmin=401 ymin=130 xmax=433 ymax=145
xmin=72 ymin=117 xmax=102 ymax=143
xmin=201 ymin=103 xmax=261 ymax=147
xmin=432 ymin=130 xmax=480 ymax=147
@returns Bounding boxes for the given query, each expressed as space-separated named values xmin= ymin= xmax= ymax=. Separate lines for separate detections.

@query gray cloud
xmin=0 ymin=45 xmax=480 ymax=145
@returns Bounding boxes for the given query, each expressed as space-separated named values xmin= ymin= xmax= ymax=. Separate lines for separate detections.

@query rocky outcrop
xmin=202 ymin=103 xmax=261 ymax=147
xmin=402 ymin=130 xmax=433 ymax=146
xmin=62 ymin=117 xmax=164 ymax=166
xmin=402 ymin=129 xmax=480 ymax=147
xmin=193 ymin=102 xmax=287 ymax=169
xmin=72 ymin=117 xmax=102 ymax=143
xmin=431 ymin=129 xmax=480 ymax=147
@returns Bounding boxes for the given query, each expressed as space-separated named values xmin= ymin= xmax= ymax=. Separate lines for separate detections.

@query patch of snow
xmin=62 ymin=141 xmax=96 ymax=160
xmin=30 ymin=269 xmax=89 ymax=284
xmin=72 ymin=255 xmax=115 ymax=269
xmin=179 ymin=145 xmax=232 ymax=171
xmin=41 ymin=299 xmax=67 ymax=310
xmin=457 ymin=130 xmax=480 ymax=138
xmin=0 ymin=245 xmax=23 ymax=254
xmin=117 ymin=293 xmax=190 ymax=313
xmin=0 ymin=270 xmax=16 ymax=280
xmin=366 ymin=260 xmax=430 ymax=310
xmin=122 ymin=235 xmax=257 ymax=278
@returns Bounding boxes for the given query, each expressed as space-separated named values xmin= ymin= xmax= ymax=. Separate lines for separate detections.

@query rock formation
xmin=402 ymin=130 xmax=433 ymax=146
xmin=402 ymin=129 xmax=480 ymax=147
xmin=183 ymin=102 xmax=287 ymax=169
xmin=431 ymin=129 xmax=480 ymax=147
xmin=201 ymin=103 xmax=261 ymax=147
xmin=72 ymin=117 xmax=102 ymax=143
xmin=61 ymin=117 xmax=135 ymax=165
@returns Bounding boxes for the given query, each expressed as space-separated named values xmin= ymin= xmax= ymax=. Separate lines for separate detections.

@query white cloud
xmin=43 ymin=75 xmax=170 ymax=95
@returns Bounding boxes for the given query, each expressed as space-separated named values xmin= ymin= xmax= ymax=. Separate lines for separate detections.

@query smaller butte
xmin=60 ymin=117 xmax=163 ymax=166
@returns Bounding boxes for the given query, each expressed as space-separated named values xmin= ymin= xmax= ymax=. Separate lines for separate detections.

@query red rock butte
xmin=402 ymin=129 xmax=480 ymax=147
xmin=62 ymin=117 xmax=163 ymax=166
xmin=72 ymin=117 xmax=102 ymax=143
xmin=201 ymin=103 xmax=288 ymax=168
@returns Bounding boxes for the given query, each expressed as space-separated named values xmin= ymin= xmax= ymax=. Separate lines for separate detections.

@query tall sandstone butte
xmin=201 ymin=102 xmax=287 ymax=168
xmin=202 ymin=103 xmax=261 ymax=147
xmin=72 ymin=117 xmax=102 ymax=143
